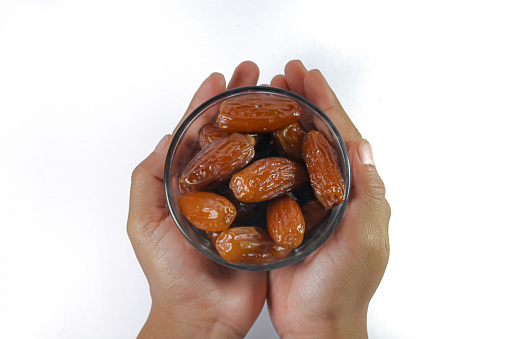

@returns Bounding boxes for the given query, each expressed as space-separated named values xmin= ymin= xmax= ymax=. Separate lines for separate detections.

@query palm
xmin=144 ymin=215 xmax=267 ymax=334
xmin=268 ymin=207 xmax=361 ymax=334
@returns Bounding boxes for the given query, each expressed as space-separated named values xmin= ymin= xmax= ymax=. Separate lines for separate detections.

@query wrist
xmin=138 ymin=306 xmax=242 ymax=339
xmin=282 ymin=311 xmax=368 ymax=339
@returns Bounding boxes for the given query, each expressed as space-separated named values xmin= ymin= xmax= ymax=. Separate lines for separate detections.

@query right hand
xmin=267 ymin=60 xmax=391 ymax=338
xmin=128 ymin=62 xmax=268 ymax=339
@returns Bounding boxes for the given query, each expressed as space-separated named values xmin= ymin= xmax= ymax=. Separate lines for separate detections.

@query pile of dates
xmin=177 ymin=94 xmax=345 ymax=264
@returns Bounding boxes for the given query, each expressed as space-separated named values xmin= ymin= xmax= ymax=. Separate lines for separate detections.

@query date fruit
xmin=215 ymin=227 xmax=292 ymax=264
xmin=301 ymin=199 xmax=331 ymax=236
xmin=178 ymin=192 xmax=237 ymax=231
xmin=272 ymin=122 xmax=306 ymax=163
xmin=267 ymin=195 xmax=305 ymax=248
xmin=230 ymin=157 xmax=309 ymax=203
xmin=199 ymin=123 xmax=233 ymax=149
xmin=180 ymin=133 xmax=255 ymax=191
xmin=199 ymin=122 xmax=263 ymax=149
xmin=207 ymin=231 xmax=221 ymax=246
xmin=302 ymin=130 xmax=345 ymax=209
xmin=218 ymin=94 xmax=300 ymax=133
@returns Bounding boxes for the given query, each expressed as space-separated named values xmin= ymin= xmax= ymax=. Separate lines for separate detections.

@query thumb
xmin=128 ymin=134 xmax=172 ymax=237
xmin=351 ymin=139 xmax=386 ymax=204
xmin=348 ymin=139 xmax=391 ymax=236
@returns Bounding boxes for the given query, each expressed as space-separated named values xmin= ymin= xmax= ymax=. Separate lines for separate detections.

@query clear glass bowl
xmin=164 ymin=86 xmax=351 ymax=271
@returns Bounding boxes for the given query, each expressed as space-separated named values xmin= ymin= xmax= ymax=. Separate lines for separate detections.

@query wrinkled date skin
xmin=218 ymin=94 xmax=301 ymax=133
xmin=178 ymin=192 xmax=237 ymax=231
xmin=302 ymin=130 xmax=345 ymax=209
xmin=199 ymin=122 xmax=263 ymax=149
xmin=180 ymin=133 xmax=255 ymax=192
xmin=272 ymin=122 xmax=306 ymax=163
xmin=267 ymin=195 xmax=305 ymax=249
xmin=215 ymin=227 xmax=292 ymax=264
xmin=230 ymin=157 xmax=309 ymax=203
xmin=198 ymin=123 xmax=233 ymax=149
xmin=301 ymin=199 xmax=331 ymax=236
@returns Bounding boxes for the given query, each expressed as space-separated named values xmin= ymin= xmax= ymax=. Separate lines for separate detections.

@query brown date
xmin=215 ymin=227 xmax=292 ymax=264
xmin=207 ymin=231 xmax=221 ymax=246
xmin=199 ymin=122 xmax=263 ymax=149
xmin=301 ymin=199 xmax=331 ymax=236
xmin=267 ymin=195 xmax=305 ymax=249
xmin=230 ymin=157 xmax=309 ymax=203
xmin=198 ymin=123 xmax=233 ymax=149
xmin=272 ymin=122 xmax=306 ymax=163
xmin=178 ymin=192 xmax=237 ymax=231
xmin=218 ymin=94 xmax=301 ymax=133
xmin=180 ymin=133 xmax=255 ymax=191
xmin=302 ymin=130 xmax=345 ymax=209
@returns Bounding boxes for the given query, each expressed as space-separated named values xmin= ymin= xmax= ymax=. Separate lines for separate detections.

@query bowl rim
xmin=164 ymin=85 xmax=351 ymax=271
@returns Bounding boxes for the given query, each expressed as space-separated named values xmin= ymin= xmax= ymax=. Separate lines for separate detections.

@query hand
xmin=267 ymin=61 xmax=391 ymax=338
xmin=127 ymin=61 xmax=266 ymax=339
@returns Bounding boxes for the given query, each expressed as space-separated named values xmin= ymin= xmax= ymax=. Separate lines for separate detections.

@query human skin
xmin=127 ymin=60 xmax=390 ymax=338
xmin=127 ymin=61 xmax=267 ymax=338
xmin=267 ymin=61 xmax=391 ymax=338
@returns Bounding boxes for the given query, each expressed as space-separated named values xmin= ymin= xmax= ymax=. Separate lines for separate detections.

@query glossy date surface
xmin=267 ymin=195 xmax=305 ymax=249
xmin=178 ymin=192 xmax=237 ymax=231
xmin=198 ymin=123 xmax=233 ymax=149
xmin=229 ymin=157 xmax=308 ymax=203
xmin=302 ymin=130 xmax=345 ymax=209
xmin=180 ymin=133 xmax=255 ymax=192
xmin=218 ymin=94 xmax=301 ymax=133
xmin=301 ymin=199 xmax=331 ymax=236
xmin=199 ymin=122 xmax=262 ymax=149
xmin=272 ymin=122 xmax=306 ymax=163
xmin=215 ymin=227 xmax=292 ymax=264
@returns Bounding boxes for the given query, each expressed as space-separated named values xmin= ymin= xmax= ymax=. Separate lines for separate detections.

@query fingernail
xmin=358 ymin=140 xmax=374 ymax=166
xmin=154 ymin=135 xmax=168 ymax=153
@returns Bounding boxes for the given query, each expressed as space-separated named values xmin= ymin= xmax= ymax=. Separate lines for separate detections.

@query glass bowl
xmin=164 ymin=86 xmax=351 ymax=271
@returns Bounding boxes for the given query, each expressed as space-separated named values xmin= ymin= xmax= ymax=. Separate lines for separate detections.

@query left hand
xmin=127 ymin=61 xmax=266 ymax=339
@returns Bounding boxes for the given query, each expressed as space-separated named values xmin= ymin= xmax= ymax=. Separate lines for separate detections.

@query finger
xmin=284 ymin=60 xmax=307 ymax=96
xmin=227 ymin=61 xmax=260 ymax=90
xmin=174 ymin=72 xmax=226 ymax=134
xmin=128 ymin=135 xmax=172 ymax=234
xmin=270 ymin=74 xmax=290 ymax=90
xmin=304 ymin=69 xmax=361 ymax=143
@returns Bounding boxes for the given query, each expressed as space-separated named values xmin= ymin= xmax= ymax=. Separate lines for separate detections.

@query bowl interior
xmin=164 ymin=86 xmax=351 ymax=271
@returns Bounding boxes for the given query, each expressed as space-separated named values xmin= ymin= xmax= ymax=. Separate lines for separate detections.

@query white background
xmin=1 ymin=1 xmax=508 ymax=338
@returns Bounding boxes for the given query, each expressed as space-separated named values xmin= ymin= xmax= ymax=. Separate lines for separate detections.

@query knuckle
xmin=364 ymin=170 xmax=386 ymax=202
xmin=131 ymin=165 xmax=146 ymax=183
xmin=324 ymin=102 xmax=345 ymax=118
